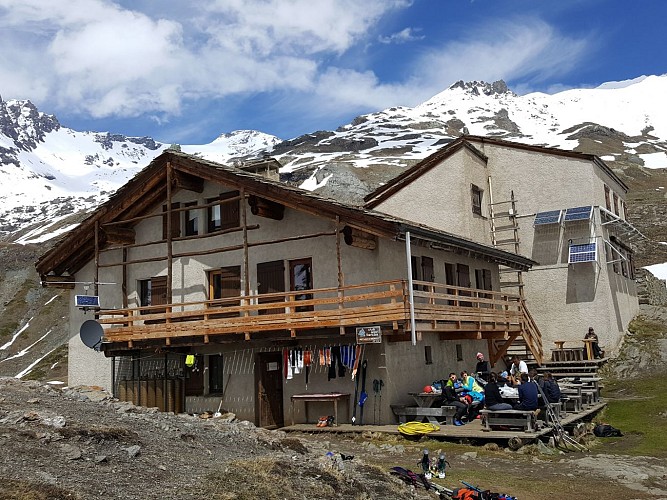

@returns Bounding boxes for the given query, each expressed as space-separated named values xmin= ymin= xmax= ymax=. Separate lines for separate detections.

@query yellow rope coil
xmin=397 ymin=421 xmax=440 ymax=436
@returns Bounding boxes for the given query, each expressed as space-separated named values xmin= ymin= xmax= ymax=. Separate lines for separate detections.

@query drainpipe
xmin=405 ymin=231 xmax=417 ymax=346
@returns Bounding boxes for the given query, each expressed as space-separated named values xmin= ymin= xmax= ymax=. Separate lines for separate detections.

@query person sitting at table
xmin=513 ymin=373 xmax=539 ymax=411
xmin=442 ymin=385 xmax=471 ymax=426
xmin=474 ymin=352 xmax=490 ymax=381
xmin=484 ymin=372 xmax=513 ymax=410
xmin=461 ymin=370 xmax=485 ymax=419
xmin=585 ymin=327 xmax=603 ymax=359
xmin=446 ymin=372 xmax=463 ymax=392
xmin=508 ymin=355 xmax=528 ymax=385
xmin=540 ymin=372 xmax=562 ymax=404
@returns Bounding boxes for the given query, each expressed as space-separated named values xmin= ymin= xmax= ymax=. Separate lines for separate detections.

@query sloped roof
xmin=36 ymin=150 xmax=535 ymax=279
xmin=364 ymin=135 xmax=628 ymax=208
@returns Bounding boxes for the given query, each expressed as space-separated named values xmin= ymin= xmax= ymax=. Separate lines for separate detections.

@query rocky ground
xmin=1 ymin=377 xmax=667 ymax=500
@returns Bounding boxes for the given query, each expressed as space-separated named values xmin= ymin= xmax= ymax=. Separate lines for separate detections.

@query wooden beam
xmin=343 ymin=225 xmax=377 ymax=250
xmin=103 ymin=226 xmax=136 ymax=245
xmin=173 ymin=170 xmax=204 ymax=193
xmin=248 ymin=195 xmax=284 ymax=220
xmin=40 ymin=275 xmax=75 ymax=289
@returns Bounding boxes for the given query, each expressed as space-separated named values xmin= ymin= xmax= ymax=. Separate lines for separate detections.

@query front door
xmin=255 ymin=351 xmax=284 ymax=428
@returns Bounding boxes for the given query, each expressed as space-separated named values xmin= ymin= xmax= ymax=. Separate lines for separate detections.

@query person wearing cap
xmin=474 ymin=352 xmax=490 ymax=381
xmin=584 ymin=327 xmax=602 ymax=359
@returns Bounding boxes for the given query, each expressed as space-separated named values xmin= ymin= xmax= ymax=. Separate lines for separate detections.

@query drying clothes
xmin=328 ymin=346 xmax=346 ymax=380
xmin=325 ymin=347 xmax=331 ymax=367
xmin=319 ymin=349 xmax=325 ymax=366
xmin=283 ymin=348 xmax=289 ymax=379
xmin=294 ymin=347 xmax=302 ymax=375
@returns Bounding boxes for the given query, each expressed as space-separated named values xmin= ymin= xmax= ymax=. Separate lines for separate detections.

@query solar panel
xmin=568 ymin=243 xmax=597 ymax=264
xmin=563 ymin=206 xmax=593 ymax=222
xmin=75 ymin=295 xmax=100 ymax=308
xmin=534 ymin=210 xmax=562 ymax=226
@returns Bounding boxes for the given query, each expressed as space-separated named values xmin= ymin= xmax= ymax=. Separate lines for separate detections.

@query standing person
xmin=475 ymin=352 xmax=490 ymax=381
xmin=509 ymin=355 xmax=528 ymax=384
xmin=484 ymin=372 xmax=513 ymax=410
xmin=513 ymin=373 xmax=539 ymax=411
xmin=585 ymin=327 xmax=603 ymax=359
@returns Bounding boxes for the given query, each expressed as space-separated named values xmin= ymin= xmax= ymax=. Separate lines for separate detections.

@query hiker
xmin=442 ymin=385 xmax=470 ymax=426
xmin=513 ymin=373 xmax=539 ymax=411
xmin=585 ymin=327 xmax=603 ymax=359
xmin=540 ymin=372 xmax=562 ymax=403
xmin=461 ymin=370 xmax=484 ymax=419
xmin=446 ymin=372 xmax=463 ymax=392
xmin=484 ymin=372 xmax=513 ymax=410
xmin=508 ymin=355 xmax=528 ymax=384
xmin=474 ymin=352 xmax=490 ymax=381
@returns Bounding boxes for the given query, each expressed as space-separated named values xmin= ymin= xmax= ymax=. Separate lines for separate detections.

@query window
xmin=471 ymin=184 xmax=483 ymax=216
xmin=206 ymin=198 xmax=222 ymax=233
xmin=139 ymin=276 xmax=167 ymax=318
xmin=208 ymin=267 xmax=241 ymax=318
xmin=209 ymin=354 xmax=224 ymax=394
xmin=219 ymin=192 xmax=240 ymax=229
xmin=456 ymin=344 xmax=463 ymax=362
xmin=613 ymin=193 xmax=619 ymax=216
xmin=424 ymin=346 xmax=433 ymax=365
xmin=184 ymin=201 xmax=198 ymax=236
xmin=162 ymin=202 xmax=181 ymax=239
xmin=604 ymin=185 xmax=611 ymax=211
xmin=289 ymin=258 xmax=313 ymax=312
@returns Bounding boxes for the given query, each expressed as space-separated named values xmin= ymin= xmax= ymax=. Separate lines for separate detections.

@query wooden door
xmin=255 ymin=351 xmax=284 ymax=428
xmin=421 ymin=256 xmax=434 ymax=292
xmin=257 ymin=260 xmax=285 ymax=315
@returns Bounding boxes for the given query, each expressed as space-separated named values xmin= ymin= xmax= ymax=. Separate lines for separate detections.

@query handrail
xmin=99 ymin=278 xmax=542 ymax=350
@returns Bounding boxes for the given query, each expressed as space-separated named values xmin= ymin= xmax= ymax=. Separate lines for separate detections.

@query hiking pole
xmin=372 ymin=379 xmax=380 ymax=425
xmin=359 ymin=360 xmax=368 ymax=425
xmin=378 ymin=379 xmax=384 ymax=425
xmin=536 ymin=382 xmax=587 ymax=452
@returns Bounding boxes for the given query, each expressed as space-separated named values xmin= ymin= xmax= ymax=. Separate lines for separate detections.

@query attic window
xmin=471 ymin=184 xmax=483 ymax=216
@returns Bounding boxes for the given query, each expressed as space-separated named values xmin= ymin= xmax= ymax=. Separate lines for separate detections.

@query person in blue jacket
xmin=513 ymin=373 xmax=538 ymax=411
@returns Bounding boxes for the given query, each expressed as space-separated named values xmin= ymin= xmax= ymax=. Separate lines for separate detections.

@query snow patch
xmin=0 ymin=320 xmax=32 ymax=350
xmin=639 ymin=152 xmax=667 ymax=169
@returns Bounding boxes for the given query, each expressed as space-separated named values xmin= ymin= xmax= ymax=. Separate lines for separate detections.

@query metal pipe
xmin=405 ymin=231 xmax=417 ymax=346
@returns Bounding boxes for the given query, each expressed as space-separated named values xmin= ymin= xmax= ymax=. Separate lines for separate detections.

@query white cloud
xmin=0 ymin=3 xmax=590 ymax=131
xmin=378 ymin=27 xmax=424 ymax=44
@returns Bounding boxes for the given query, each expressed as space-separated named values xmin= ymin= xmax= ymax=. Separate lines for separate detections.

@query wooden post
xmin=336 ymin=216 xmax=345 ymax=335
xmin=166 ymin=163 xmax=173 ymax=314
xmin=94 ymin=220 xmax=100 ymax=296
xmin=122 ymin=247 xmax=128 ymax=308
xmin=241 ymin=188 xmax=250 ymax=336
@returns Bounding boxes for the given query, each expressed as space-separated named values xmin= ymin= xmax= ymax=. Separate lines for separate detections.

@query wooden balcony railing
xmin=99 ymin=279 xmax=542 ymax=359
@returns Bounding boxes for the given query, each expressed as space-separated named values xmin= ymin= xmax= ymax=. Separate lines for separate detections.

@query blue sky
xmin=0 ymin=0 xmax=665 ymax=144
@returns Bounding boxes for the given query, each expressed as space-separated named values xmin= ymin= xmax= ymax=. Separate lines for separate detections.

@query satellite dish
xmin=79 ymin=320 xmax=104 ymax=351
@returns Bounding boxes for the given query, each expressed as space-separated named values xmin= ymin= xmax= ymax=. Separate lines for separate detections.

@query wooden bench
xmin=480 ymin=409 xmax=537 ymax=432
xmin=391 ymin=405 xmax=459 ymax=425
xmin=537 ymin=402 xmax=562 ymax=425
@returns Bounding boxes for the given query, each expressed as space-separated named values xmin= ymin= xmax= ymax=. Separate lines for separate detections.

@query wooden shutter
xmin=220 ymin=190 xmax=240 ymax=230
xmin=257 ymin=260 xmax=285 ymax=315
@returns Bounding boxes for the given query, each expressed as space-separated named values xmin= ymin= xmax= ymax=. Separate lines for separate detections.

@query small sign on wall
xmin=356 ymin=325 xmax=382 ymax=344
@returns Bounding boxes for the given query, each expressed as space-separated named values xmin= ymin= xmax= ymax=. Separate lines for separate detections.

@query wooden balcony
xmin=99 ymin=280 xmax=543 ymax=362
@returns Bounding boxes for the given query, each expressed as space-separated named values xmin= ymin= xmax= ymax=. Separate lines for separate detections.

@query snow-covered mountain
xmin=1 ymin=75 xmax=667 ymax=255
xmin=0 ymin=98 xmax=279 ymax=238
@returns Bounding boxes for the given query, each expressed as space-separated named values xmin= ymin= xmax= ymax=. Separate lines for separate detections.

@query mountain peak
xmin=448 ymin=79 xmax=512 ymax=96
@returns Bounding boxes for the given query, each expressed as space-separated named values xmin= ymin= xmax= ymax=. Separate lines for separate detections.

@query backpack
xmin=593 ymin=423 xmax=623 ymax=437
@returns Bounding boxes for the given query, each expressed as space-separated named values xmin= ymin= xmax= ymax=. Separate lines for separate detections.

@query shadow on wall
xmin=566 ymin=263 xmax=597 ymax=303
xmin=531 ymin=225 xmax=561 ymax=265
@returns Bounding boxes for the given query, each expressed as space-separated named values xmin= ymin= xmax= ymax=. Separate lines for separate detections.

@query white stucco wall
xmin=371 ymin=141 xmax=639 ymax=355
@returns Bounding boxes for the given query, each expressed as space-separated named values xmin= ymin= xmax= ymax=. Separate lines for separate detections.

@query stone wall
xmin=637 ymin=268 xmax=667 ymax=305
